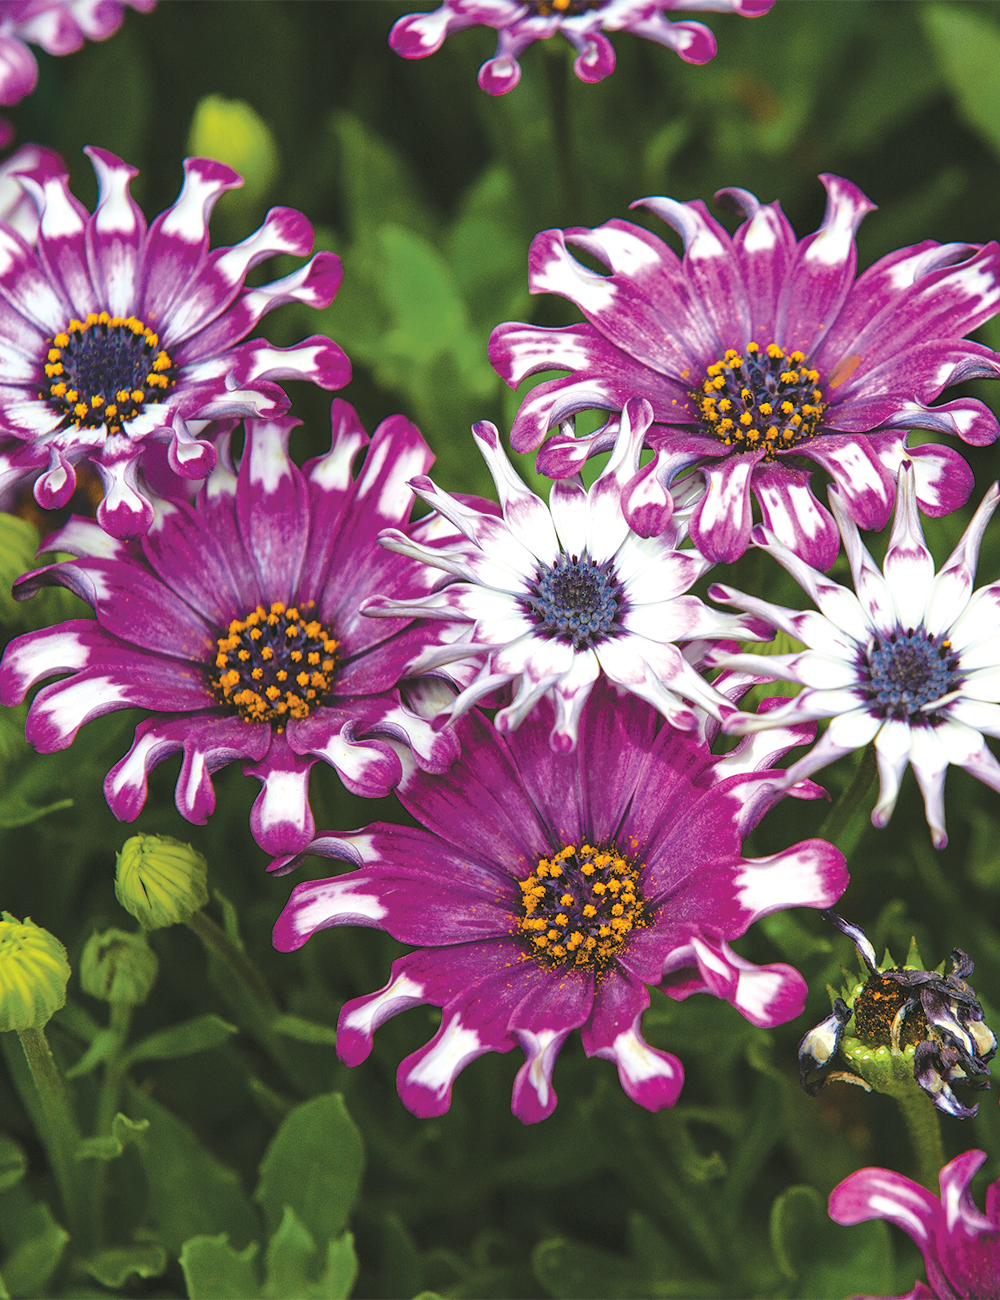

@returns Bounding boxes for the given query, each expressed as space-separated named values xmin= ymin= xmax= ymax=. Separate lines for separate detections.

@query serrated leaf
xmin=76 ymin=1113 xmax=149 ymax=1162
xmin=126 ymin=1084 xmax=258 ymax=1253
xmin=271 ymin=1015 xmax=338 ymax=1046
xmin=0 ymin=1138 xmax=26 ymax=1194
xmin=255 ymin=1092 xmax=364 ymax=1247
xmin=124 ymin=1014 xmax=238 ymax=1066
xmin=180 ymin=1235 xmax=261 ymax=1300
xmin=922 ymin=4 xmax=1000 ymax=157
xmin=81 ymin=1244 xmax=167 ymax=1288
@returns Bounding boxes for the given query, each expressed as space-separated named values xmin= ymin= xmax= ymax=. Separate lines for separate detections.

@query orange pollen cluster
xmin=41 ymin=312 xmax=177 ymax=436
xmin=693 ymin=342 xmax=826 ymax=460
xmin=517 ymin=842 xmax=646 ymax=971
xmin=210 ymin=601 xmax=339 ymax=728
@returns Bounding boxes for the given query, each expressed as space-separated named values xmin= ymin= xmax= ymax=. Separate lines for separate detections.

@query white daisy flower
xmin=712 ymin=461 xmax=1000 ymax=848
xmin=363 ymin=398 xmax=767 ymax=752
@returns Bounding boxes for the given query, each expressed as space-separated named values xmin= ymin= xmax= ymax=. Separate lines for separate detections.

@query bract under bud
xmin=0 ymin=913 xmax=70 ymax=1031
xmin=115 ymin=834 xmax=208 ymax=930
xmin=80 ymin=930 xmax=158 ymax=1006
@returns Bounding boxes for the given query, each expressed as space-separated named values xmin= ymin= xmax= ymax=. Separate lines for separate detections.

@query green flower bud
xmin=80 ymin=930 xmax=158 ymax=1006
xmin=187 ymin=95 xmax=278 ymax=208
xmin=115 ymin=834 xmax=208 ymax=930
xmin=0 ymin=913 xmax=70 ymax=1031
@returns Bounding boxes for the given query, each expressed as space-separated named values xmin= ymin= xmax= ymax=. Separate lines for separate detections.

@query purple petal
xmin=582 ymin=970 xmax=683 ymax=1111
xmin=243 ymin=735 xmax=317 ymax=855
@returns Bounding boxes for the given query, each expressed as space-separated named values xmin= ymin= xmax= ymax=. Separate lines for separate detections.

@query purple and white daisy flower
xmin=272 ymin=680 xmax=847 ymax=1123
xmin=711 ymin=462 xmax=1000 ymax=849
xmin=0 ymin=401 xmax=466 ymax=855
xmin=389 ymin=0 xmax=773 ymax=95
xmin=829 ymin=1150 xmax=1000 ymax=1300
xmin=490 ymin=175 xmax=1000 ymax=568
xmin=0 ymin=146 xmax=349 ymax=538
xmin=364 ymin=398 xmax=768 ymax=752
xmin=0 ymin=1 xmax=156 ymax=120
xmin=0 ymin=143 xmax=63 ymax=241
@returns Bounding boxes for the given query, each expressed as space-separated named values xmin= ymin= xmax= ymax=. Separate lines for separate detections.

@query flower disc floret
xmin=518 ymin=843 xmax=645 ymax=968
xmin=43 ymin=313 xmax=177 ymax=436
xmin=696 ymin=343 xmax=825 ymax=457
xmin=211 ymin=601 xmax=339 ymax=726
xmin=861 ymin=630 xmax=960 ymax=721
xmin=524 ymin=555 xmax=623 ymax=649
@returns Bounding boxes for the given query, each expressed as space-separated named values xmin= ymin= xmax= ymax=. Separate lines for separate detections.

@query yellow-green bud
xmin=187 ymin=95 xmax=278 ymax=208
xmin=80 ymin=930 xmax=158 ymax=1006
xmin=0 ymin=913 xmax=70 ymax=1031
xmin=115 ymin=834 xmax=208 ymax=930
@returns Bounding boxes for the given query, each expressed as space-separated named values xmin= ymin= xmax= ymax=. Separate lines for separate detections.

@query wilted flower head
xmin=491 ymin=175 xmax=1000 ymax=567
xmin=714 ymin=464 xmax=1000 ymax=848
xmin=272 ymin=681 xmax=846 ymax=1123
xmin=0 ymin=911 xmax=70 ymax=1031
xmin=366 ymin=398 xmax=768 ymax=752
xmin=389 ymin=0 xmax=773 ymax=95
xmin=0 ymin=146 xmax=348 ymax=537
xmin=830 ymin=1149 xmax=1000 ymax=1300
xmin=798 ymin=914 xmax=996 ymax=1121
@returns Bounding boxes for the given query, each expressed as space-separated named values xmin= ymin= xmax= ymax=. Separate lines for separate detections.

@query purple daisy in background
xmin=0 ymin=142 xmax=62 ymax=237
xmin=0 ymin=401 xmax=466 ymax=855
xmin=272 ymin=680 xmax=847 ymax=1123
xmin=829 ymin=1149 xmax=999 ymax=1300
xmin=0 ymin=1 xmax=155 ymax=141
xmin=389 ymin=0 xmax=773 ymax=96
xmin=364 ymin=398 xmax=768 ymax=751
xmin=490 ymin=174 xmax=1000 ymax=568
xmin=0 ymin=146 xmax=348 ymax=537
xmin=712 ymin=463 xmax=1000 ymax=849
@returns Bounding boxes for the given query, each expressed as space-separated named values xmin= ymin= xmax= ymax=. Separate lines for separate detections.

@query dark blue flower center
xmin=518 ymin=843 xmax=646 ymax=971
xmin=42 ymin=312 xmax=177 ymax=436
xmin=523 ymin=554 xmax=623 ymax=650
xmin=860 ymin=629 xmax=960 ymax=721
xmin=210 ymin=601 xmax=338 ymax=728
xmin=693 ymin=342 xmax=827 ymax=460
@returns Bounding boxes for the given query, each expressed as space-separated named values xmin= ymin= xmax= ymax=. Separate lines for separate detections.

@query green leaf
xmin=126 ymin=1084 xmax=258 ymax=1253
xmin=331 ymin=111 xmax=435 ymax=243
xmin=261 ymin=1205 xmax=316 ymax=1300
xmin=770 ymin=1184 xmax=894 ymax=1299
xmin=532 ymin=1237 xmax=717 ymax=1300
xmin=0 ymin=1138 xmax=26 ymax=1194
xmin=76 ymin=1113 xmax=149 ymax=1162
xmin=81 ymin=1245 xmax=167 ymax=1288
xmin=270 ymin=1014 xmax=339 ymax=1046
xmin=922 ymin=4 xmax=1000 ymax=156
xmin=255 ymin=1092 xmax=364 ymax=1247
xmin=0 ymin=1192 xmax=68 ymax=1299
xmin=315 ymin=1233 xmax=358 ymax=1300
xmin=124 ymin=1014 xmax=238 ymax=1065
xmin=65 ymin=1027 xmax=119 ymax=1079
xmin=180 ymin=1235 xmax=261 ymax=1300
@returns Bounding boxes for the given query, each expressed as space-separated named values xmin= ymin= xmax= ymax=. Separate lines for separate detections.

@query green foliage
xmin=770 ymin=1185 xmax=894 ymax=1300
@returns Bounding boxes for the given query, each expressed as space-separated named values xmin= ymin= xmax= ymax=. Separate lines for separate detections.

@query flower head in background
xmin=0 ymin=402 xmax=465 ymax=855
xmin=491 ymin=175 xmax=1000 ymax=567
xmin=799 ymin=914 xmax=995 ymax=1120
xmin=712 ymin=464 xmax=1000 ymax=848
xmin=365 ymin=398 xmax=768 ymax=752
xmin=389 ymin=0 xmax=772 ymax=95
xmin=830 ymin=1149 xmax=999 ymax=1300
xmin=0 ymin=142 xmax=62 ymax=238
xmin=0 ymin=1 xmax=156 ymax=141
xmin=0 ymin=147 xmax=349 ymax=537
xmin=272 ymin=680 xmax=846 ymax=1123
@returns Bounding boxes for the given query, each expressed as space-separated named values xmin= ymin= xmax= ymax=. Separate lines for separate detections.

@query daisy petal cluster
xmin=0 ymin=401 xmax=466 ymax=855
xmin=389 ymin=0 xmax=773 ymax=96
xmin=0 ymin=147 xmax=349 ymax=538
xmin=272 ymin=680 xmax=847 ymax=1123
xmin=712 ymin=462 xmax=1000 ymax=848
xmin=829 ymin=1149 xmax=1000 ymax=1300
xmin=364 ymin=397 xmax=768 ymax=751
xmin=490 ymin=175 xmax=1000 ymax=567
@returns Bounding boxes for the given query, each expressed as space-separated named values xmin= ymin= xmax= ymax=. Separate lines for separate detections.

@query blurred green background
xmin=3 ymin=2 xmax=1000 ymax=1297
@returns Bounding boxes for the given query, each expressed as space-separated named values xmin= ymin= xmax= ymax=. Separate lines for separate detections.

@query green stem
xmin=817 ymin=743 xmax=877 ymax=848
xmin=90 ymin=1001 xmax=133 ymax=1249
xmin=544 ymin=45 xmax=579 ymax=219
xmin=186 ymin=909 xmax=276 ymax=1010
xmin=894 ymin=1089 xmax=944 ymax=1191
xmin=16 ymin=1027 xmax=84 ymax=1242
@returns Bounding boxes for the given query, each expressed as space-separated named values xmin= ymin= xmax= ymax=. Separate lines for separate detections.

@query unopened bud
xmin=80 ymin=930 xmax=158 ymax=1006
xmin=187 ymin=95 xmax=278 ymax=208
xmin=0 ymin=913 xmax=70 ymax=1031
xmin=115 ymin=834 xmax=208 ymax=930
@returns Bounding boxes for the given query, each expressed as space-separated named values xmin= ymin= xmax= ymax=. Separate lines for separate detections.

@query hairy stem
xmin=16 ymin=1027 xmax=84 ymax=1243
